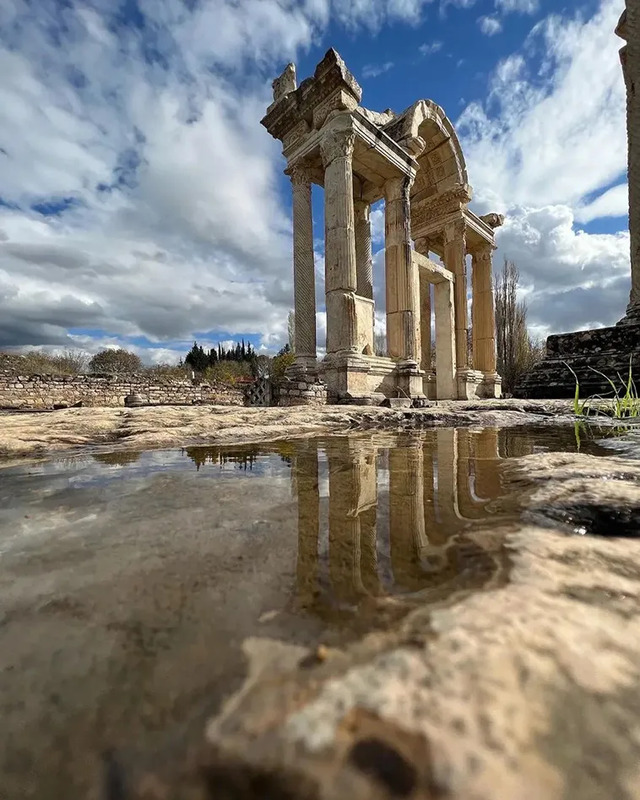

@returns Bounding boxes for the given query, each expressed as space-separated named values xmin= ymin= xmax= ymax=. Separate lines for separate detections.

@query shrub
xmin=89 ymin=348 xmax=143 ymax=375
xmin=0 ymin=349 xmax=89 ymax=375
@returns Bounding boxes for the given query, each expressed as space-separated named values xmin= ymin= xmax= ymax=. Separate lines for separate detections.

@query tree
xmin=494 ymin=259 xmax=544 ymax=394
xmin=185 ymin=341 xmax=208 ymax=373
xmin=89 ymin=348 xmax=142 ymax=375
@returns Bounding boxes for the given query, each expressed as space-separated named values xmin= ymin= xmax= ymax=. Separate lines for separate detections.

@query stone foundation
xmin=514 ymin=322 xmax=640 ymax=399
xmin=0 ymin=372 xmax=243 ymax=410
xmin=275 ymin=377 xmax=328 ymax=407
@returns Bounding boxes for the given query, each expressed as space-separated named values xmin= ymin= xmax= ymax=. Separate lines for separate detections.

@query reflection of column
xmin=443 ymin=220 xmax=469 ymax=370
xmin=287 ymin=165 xmax=317 ymax=365
xmin=327 ymin=439 xmax=378 ymax=601
xmin=354 ymin=200 xmax=373 ymax=300
xmin=432 ymin=427 xmax=461 ymax=544
xmin=389 ymin=443 xmax=427 ymax=590
xmin=616 ymin=8 xmax=640 ymax=321
xmin=422 ymin=431 xmax=437 ymax=543
xmin=385 ymin=175 xmax=420 ymax=363
xmin=471 ymin=244 xmax=497 ymax=374
xmin=321 ymin=127 xmax=358 ymax=354
xmin=295 ymin=440 xmax=320 ymax=606
xmin=474 ymin=428 xmax=502 ymax=500
xmin=456 ymin=430 xmax=485 ymax=520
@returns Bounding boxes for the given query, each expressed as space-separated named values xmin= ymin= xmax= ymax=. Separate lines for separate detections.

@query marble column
xmin=354 ymin=199 xmax=373 ymax=300
xmin=320 ymin=127 xmax=358 ymax=354
xmin=443 ymin=220 xmax=469 ymax=370
xmin=471 ymin=242 xmax=497 ymax=374
xmin=287 ymin=165 xmax=317 ymax=366
xmin=385 ymin=175 xmax=420 ymax=364
xmin=617 ymin=7 xmax=640 ymax=322
xmin=415 ymin=238 xmax=432 ymax=373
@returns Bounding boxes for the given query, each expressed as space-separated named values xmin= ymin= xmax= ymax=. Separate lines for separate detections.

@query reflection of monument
xmin=292 ymin=430 xmax=529 ymax=614
xmin=262 ymin=50 xmax=503 ymax=402
xmin=516 ymin=3 xmax=640 ymax=398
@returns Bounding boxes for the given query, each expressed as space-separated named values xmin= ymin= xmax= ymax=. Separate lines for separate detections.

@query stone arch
xmin=383 ymin=99 xmax=469 ymax=201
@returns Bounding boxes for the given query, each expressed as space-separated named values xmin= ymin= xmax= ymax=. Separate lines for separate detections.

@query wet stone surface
xmin=0 ymin=425 xmax=638 ymax=799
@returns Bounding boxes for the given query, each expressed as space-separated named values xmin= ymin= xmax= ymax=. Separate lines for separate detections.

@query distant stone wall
xmin=275 ymin=376 xmax=327 ymax=407
xmin=0 ymin=372 xmax=244 ymax=409
xmin=514 ymin=323 xmax=640 ymax=399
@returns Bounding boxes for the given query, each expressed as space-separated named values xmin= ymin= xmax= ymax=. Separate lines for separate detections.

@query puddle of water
xmin=0 ymin=424 xmax=630 ymax=799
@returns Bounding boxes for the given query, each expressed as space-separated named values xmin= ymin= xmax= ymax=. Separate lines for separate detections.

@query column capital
xmin=353 ymin=198 xmax=370 ymax=220
xmin=320 ymin=128 xmax=355 ymax=167
xmin=443 ymin=218 xmax=466 ymax=244
xmin=469 ymin=240 xmax=494 ymax=261
xmin=285 ymin=163 xmax=312 ymax=187
xmin=384 ymin=174 xmax=415 ymax=202
xmin=414 ymin=236 xmax=433 ymax=256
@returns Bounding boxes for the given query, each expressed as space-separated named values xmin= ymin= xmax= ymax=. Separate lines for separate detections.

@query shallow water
xmin=0 ymin=424 xmax=629 ymax=799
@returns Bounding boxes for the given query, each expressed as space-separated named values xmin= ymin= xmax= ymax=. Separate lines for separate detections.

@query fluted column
xmin=321 ymin=127 xmax=358 ymax=354
xmin=471 ymin=242 xmax=497 ymax=374
xmin=385 ymin=175 xmax=420 ymax=363
xmin=443 ymin=220 xmax=469 ymax=370
xmin=287 ymin=165 xmax=317 ymax=363
xmin=354 ymin=200 xmax=373 ymax=300
xmin=415 ymin=238 xmax=432 ymax=373
xmin=617 ymin=7 xmax=640 ymax=321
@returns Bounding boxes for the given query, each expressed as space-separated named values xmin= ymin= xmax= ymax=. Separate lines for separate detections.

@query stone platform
xmin=514 ymin=321 xmax=640 ymax=399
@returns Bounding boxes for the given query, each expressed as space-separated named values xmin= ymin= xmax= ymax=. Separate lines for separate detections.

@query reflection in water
xmin=92 ymin=451 xmax=142 ymax=466
xmin=292 ymin=428 xmax=534 ymax=618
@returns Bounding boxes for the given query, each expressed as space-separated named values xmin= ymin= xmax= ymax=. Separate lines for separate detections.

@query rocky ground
xmin=0 ymin=399 xmax=574 ymax=461
xmin=2 ymin=402 xmax=640 ymax=800
xmin=128 ymin=450 xmax=640 ymax=800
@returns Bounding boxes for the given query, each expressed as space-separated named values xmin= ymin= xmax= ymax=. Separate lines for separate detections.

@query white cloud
xmin=362 ymin=61 xmax=395 ymax=78
xmin=419 ymin=41 xmax=443 ymax=55
xmin=495 ymin=0 xmax=539 ymax=15
xmin=478 ymin=16 xmax=502 ymax=35
xmin=458 ymin=0 xmax=630 ymax=335
xmin=574 ymin=183 xmax=629 ymax=224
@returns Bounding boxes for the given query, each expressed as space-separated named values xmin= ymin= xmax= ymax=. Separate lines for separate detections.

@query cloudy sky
xmin=0 ymin=0 xmax=629 ymax=362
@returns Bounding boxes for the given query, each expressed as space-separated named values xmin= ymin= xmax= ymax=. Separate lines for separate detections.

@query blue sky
xmin=0 ymin=0 xmax=630 ymax=362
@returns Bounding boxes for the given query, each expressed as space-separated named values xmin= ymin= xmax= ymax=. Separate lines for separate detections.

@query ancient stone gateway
xmin=262 ymin=50 xmax=503 ymax=403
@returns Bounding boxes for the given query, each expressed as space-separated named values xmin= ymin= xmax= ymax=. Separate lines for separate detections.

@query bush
xmin=271 ymin=351 xmax=295 ymax=379
xmin=89 ymin=349 xmax=143 ymax=375
xmin=203 ymin=360 xmax=253 ymax=386
xmin=0 ymin=349 xmax=89 ymax=375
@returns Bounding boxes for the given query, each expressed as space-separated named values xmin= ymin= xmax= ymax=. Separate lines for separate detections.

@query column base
xmin=286 ymin=355 xmax=318 ymax=378
xmin=617 ymin=302 xmax=640 ymax=326
xmin=456 ymin=369 xmax=485 ymax=400
xmin=422 ymin=370 xmax=437 ymax=400
xmin=396 ymin=360 xmax=426 ymax=400
xmin=478 ymin=372 xmax=502 ymax=399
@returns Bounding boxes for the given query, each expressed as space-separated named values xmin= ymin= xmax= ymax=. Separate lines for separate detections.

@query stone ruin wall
xmin=0 ymin=372 xmax=244 ymax=410
xmin=274 ymin=377 xmax=328 ymax=407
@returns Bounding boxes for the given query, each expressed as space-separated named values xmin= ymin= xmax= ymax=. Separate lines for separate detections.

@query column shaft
xmin=354 ymin=200 xmax=373 ymax=299
xmin=471 ymin=244 xmax=497 ymax=373
xmin=443 ymin=221 xmax=469 ymax=370
xmin=618 ymin=7 xmax=640 ymax=317
xmin=288 ymin=166 xmax=317 ymax=359
xmin=415 ymin=241 xmax=432 ymax=372
xmin=321 ymin=128 xmax=358 ymax=353
xmin=385 ymin=175 xmax=420 ymax=363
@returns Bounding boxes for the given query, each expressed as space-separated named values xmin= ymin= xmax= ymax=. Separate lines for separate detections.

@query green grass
xmin=565 ymin=357 xmax=640 ymax=419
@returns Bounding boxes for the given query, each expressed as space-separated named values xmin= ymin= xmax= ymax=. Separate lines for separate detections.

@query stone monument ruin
xmin=262 ymin=50 xmax=503 ymax=404
xmin=516 ymin=2 xmax=640 ymax=399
